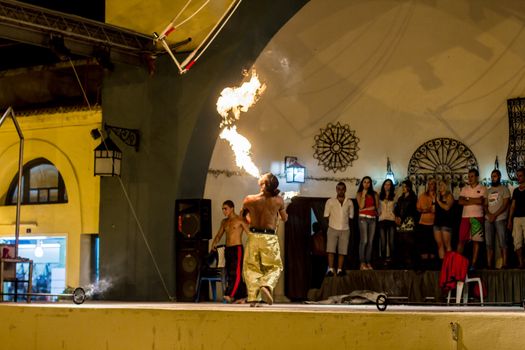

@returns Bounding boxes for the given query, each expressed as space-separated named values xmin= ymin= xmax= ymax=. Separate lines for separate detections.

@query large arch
xmin=0 ymin=138 xmax=83 ymax=287
xmin=99 ymin=0 xmax=310 ymax=300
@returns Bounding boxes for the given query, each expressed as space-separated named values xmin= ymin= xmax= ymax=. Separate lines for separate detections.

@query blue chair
xmin=195 ymin=245 xmax=226 ymax=302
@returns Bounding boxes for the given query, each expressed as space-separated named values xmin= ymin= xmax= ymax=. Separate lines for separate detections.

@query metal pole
xmin=0 ymin=107 xmax=24 ymax=257
xmin=14 ymin=132 xmax=23 ymax=257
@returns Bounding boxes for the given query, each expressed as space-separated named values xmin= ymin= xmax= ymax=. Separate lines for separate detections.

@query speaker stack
xmin=175 ymin=199 xmax=212 ymax=301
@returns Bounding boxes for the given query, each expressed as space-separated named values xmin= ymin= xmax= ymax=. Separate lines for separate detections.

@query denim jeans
xmin=379 ymin=220 xmax=396 ymax=258
xmin=485 ymin=219 xmax=507 ymax=249
xmin=359 ymin=216 xmax=376 ymax=263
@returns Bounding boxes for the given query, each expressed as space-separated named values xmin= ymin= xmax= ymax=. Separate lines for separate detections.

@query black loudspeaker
xmin=175 ymin=199 xmax=212 ymax=240
xmin=175 ymin=240 xmax=209 ymax=301
xmin=175 ymin=199 xmax=212 ymax=301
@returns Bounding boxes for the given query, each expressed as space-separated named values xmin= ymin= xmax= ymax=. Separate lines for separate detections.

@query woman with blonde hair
xmin=434 ymin=179 xmax=454 ymax=259
xmin=416 ymin=178 xmax=437 ymax=269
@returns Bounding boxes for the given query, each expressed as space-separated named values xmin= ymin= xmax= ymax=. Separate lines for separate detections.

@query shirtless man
xmin=210 ymin=200 xmax=248 ymax=303
xmin=242 ymin=173 xmax=288 ymax=306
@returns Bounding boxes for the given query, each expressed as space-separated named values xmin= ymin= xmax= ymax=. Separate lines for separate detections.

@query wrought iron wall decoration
xmin=91 ymin=123 xmax=140 ymax=151
xmin=407 ymin=138 xmax=478 ymax=186
xmin=105 ymin=124 xmax=140 ymax=151
xmin=506 ymin=97 xmax=525 ymax=181
xmin=312 ymin=122 xmax=360 ymax=173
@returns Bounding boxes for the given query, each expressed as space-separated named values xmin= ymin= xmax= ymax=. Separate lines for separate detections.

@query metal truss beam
xmin=0 ymin=0 xmax=155 ymax=66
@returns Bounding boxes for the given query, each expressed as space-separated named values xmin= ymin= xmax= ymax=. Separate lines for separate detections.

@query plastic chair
xmin=194 ymin=245 xmax=226 ymax=302
xmin=440 ymin=251 xmax=484 ymax=305
xmin=446 ymin=275 xmax=484 ymax=305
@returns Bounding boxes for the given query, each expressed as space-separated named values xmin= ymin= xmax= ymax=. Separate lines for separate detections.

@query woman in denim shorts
xmin=433 ymin=180 xmax=454 ymax=261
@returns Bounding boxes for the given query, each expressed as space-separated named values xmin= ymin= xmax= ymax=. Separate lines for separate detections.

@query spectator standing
xmin=484 ymin=169 xmax=510 ymax=269
xmin=378 ymin=179 xmax=396 ymax=267
xmin=434 ymin=180 xmax=454 ymax=261
xmin=357 ymin=176 xmax=379 ymax=270
xmin=416 ymin=179 xmax=437 ymax=269
xmin=508 ymin=167 xmax=525 ymax=268
xmin=394 ymin=180 xmax=418 ymax=268
xmin=324 ymin=182 xmax=354 ymax=277
xmin=458 ymin=169 xmax=487 ymax=271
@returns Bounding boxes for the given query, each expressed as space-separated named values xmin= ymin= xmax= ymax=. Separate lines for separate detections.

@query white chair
xmin=441 ymin=252 xmax=484 ymax=306
xmin=447 ymin=274 xmax=484 ymax=306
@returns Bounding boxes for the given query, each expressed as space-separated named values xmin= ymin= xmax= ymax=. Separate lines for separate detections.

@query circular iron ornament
xmin=407 ymin=138 xmax=478 ymax=185
xmin=313 ymin=122 xmax=360 ymax=173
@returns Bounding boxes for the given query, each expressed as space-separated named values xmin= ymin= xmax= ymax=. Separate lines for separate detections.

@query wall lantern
xmin=91 ymin=124 xmax=140 ymax=177
xmin=285 ymin=156 xmax=306 ymax=183
xmin=385 ymin=157 xmax=396 ymax=184
xmin=94 ymin=136 xmax=122 ymax=176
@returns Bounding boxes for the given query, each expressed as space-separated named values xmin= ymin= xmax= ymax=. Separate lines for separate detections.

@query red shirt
xmin=359 ymin=195 xmax=377 ymax=217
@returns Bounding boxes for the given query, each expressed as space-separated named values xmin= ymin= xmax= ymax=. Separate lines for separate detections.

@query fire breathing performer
xmin=210 ymin=200 xmax=248 ymax=303
xmin=242 ymin=173 xmax=288 ymax=306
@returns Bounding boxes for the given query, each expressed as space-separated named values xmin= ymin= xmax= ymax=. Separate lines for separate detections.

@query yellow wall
xmin=0 ymin=108 xmax=102 ymax=287
xmin=1 ymin=304 xmax=525 ymax=349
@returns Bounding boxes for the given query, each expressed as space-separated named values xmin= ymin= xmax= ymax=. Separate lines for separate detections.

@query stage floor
xmin=4 ymin=300 xmax=524 ymax=313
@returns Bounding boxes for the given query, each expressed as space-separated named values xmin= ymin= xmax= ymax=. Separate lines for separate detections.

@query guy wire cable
xmin=99 ymin=130 xmax=174 ymax=300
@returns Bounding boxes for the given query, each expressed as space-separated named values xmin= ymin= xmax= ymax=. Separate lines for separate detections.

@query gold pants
xmin=243 ymin=233 xmax=283 ymax=302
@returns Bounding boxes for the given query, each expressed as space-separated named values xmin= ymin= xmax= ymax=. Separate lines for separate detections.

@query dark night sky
xmin=19 ymin=0 xmax=105 ymax=21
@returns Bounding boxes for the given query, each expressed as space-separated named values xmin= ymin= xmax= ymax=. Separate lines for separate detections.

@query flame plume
xmin=219 ymin=126 xmax=260 ymax=178
xmin=216 ymin=70 xmax=266 ymax=178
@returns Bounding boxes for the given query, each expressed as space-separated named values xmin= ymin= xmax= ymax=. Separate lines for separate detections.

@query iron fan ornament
xmin=407 ymin=138 xmax=478 ymax=186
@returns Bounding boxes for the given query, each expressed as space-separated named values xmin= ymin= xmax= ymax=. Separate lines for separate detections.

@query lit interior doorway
xmin=0 ymin=235 xmax=66 ymax=301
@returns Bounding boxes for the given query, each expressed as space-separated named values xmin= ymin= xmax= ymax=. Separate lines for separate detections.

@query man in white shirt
xmin=324 ymin=182 xmax=354 ymax=277
xmin=458 ymin=169 xmax=487 ymax=270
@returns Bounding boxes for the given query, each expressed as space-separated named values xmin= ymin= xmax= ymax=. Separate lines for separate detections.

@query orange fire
xmin=216 ymin=70 xmax=266 ymax=178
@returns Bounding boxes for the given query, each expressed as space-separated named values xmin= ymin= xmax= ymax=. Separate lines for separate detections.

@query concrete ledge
xmin=1 ymin=302 xmax=524 ymax=349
